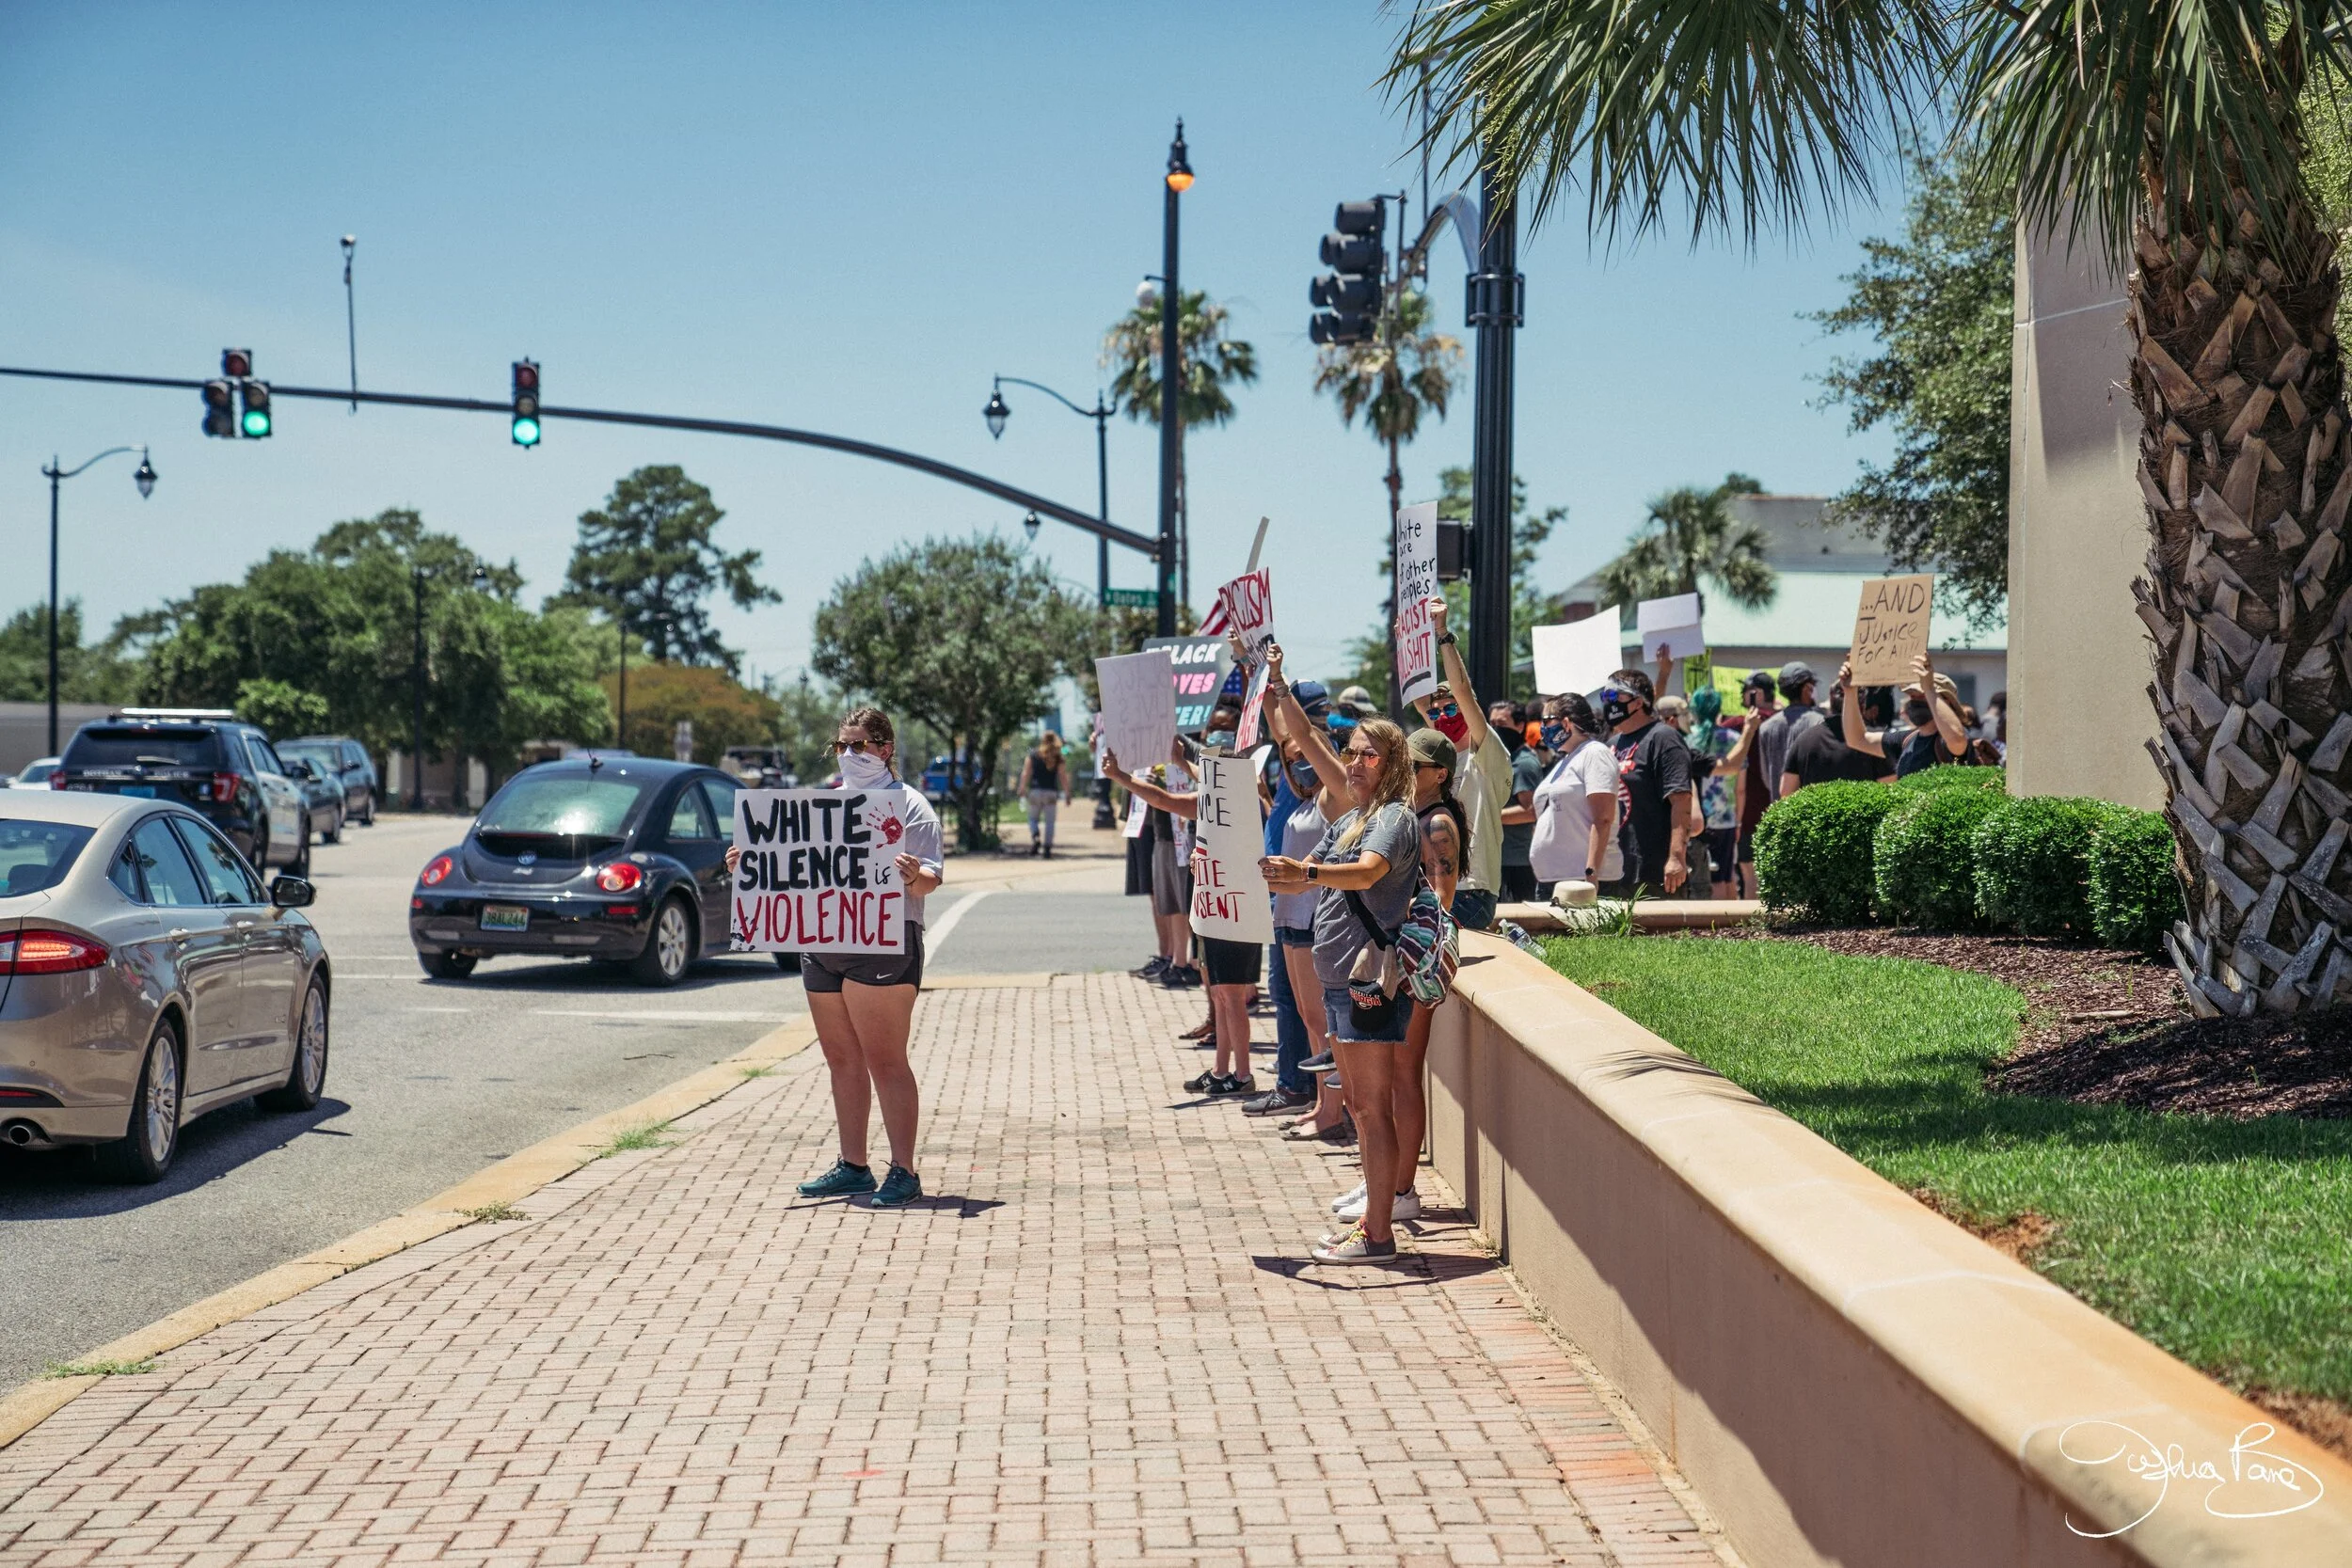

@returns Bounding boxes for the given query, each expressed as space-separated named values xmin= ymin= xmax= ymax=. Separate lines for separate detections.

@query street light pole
xmin=410 ymin=565 xmax=427 ymax=810
xmin=40 ymin=446 xmax=154 ymax=754
xmin=985 ymin=374 xmax=1115 ymax=601
xmin=1466 ymin=157 xmax=1523 ymax=708
xmin=1154 ymin=120 xmax=1191 ymax=637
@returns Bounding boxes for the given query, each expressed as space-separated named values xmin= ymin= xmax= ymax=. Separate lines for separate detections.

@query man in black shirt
xmin=1602 ymin=668 xmax=1693 ymax=895
xmin=1781 ymin=679 xmax=1899 ymax=792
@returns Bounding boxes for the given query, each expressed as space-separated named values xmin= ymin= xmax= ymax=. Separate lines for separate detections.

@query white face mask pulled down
xmin=836 ymin=749 xmax=896 ymax=790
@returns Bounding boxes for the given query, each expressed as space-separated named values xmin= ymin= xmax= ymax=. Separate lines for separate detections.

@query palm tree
xmin=1597 ymin=475 xmax=1777 ymax=611
xmin=1314 ymin=287 xmax=1464 ymax=526
xmin=1103 ymin=289 xmax=1258 ymax=609
xmin=1396 ymin=3 xmax=2352 ymax=1019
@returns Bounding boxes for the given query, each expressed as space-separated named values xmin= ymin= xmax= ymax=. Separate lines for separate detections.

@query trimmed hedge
xmin=1872 ymin=784 xmax=2009 ymax=928
xmin=1898 ymin=764 xmax=2007 ymax=794
xmin=1755 ymin=781 xmax=1902 ymax=924
xmin=2088 ymin=808 xmax=2186 ymax=953
xmin=1973 ymin=795 xmax=2121 ymax=938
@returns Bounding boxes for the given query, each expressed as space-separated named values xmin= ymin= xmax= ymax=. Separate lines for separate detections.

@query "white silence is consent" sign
xmin=1187 ymin=755 xmax=1272 ymax=943
xmin=730 ymin=788 xmax=911 ymax=954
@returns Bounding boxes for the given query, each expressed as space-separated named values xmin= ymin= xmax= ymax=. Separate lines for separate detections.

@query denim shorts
xmin=1323 ymin=984 xmax=1409 ymax=1044
xmin=1275 ymin=925 xmax=1315 ymax=948
xmin=1450 ymin=887 xmax=1498 ymax=932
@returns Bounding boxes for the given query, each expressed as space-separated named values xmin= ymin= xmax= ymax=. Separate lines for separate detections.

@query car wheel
xmin=260 ymin=978 xmax=329 ymax=1112
xmin=97 ymin=1021 xmax=183 ymax=1184
xmin=324 ymin=804 xmax=343 ymax=845
xmin=359 ymin=790 xmax=375 ymax=827
xmin=419 ymin=948 xmax=478 ymax=980
xmin=771 ymin=951 xmax=802 ymax=973
xmin=629 ymin=896 xmax=695 ymax=988
xmin=247 ymin=816 xmax=269 ymax=867
xmin=288 ymin=815 xmax=311 ymax=878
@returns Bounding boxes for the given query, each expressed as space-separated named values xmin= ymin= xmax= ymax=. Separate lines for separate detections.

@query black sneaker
xmin=1161 ymin=965 xmax=1202 ymax=989
xmin=1183 ymin=1069 xmax=1219 ymax=1094
xmin=1300 ymin=1052 xmax=1337 ymax=1075
xmin=1135 ymin=956 xmax=1171 ymax=979
xmin=1242 ymin=1086 xmax=1313 ymax=1117
xmin=1208 ymin=1074 xmax=1256 ymax=1096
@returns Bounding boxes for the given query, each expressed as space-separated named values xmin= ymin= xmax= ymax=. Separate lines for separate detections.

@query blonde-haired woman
xmin=1260 ymin=649 xmax=1422 ymax=1265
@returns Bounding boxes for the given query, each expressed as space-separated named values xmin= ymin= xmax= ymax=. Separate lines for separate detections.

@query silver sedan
xmin=0 ymin=792 xmax=330 ymax=1182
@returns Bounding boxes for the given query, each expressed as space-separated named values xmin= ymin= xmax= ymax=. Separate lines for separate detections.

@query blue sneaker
xmin=864 ymin=1164 xmax=923 ymax=1209
xmin=797 ymin=1159 xmax=877 ymax=1197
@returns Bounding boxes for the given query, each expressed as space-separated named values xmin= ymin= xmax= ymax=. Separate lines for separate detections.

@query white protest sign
xmin=730 ymin=788 xmax=910 ymax=955
xmin=1392 ymin=500 xmax=1439 ymax=705
xmin=1850 ymin=574 xmax=1935 ymax=685
xmin=1637 ymin=593 xmax=1705 ymax=663
xmin=1216 ymin=566 xmax=1279 ymax=750
xmin=1123 ymin=790 xmax=1149 ymax=838
xmin=1187 ymin=755 xmax=1273 ymax=943
xmin=1095 ymin=649 xmax=1179 ymax=774
xmin=1531 ymin=611 xmax=1626 ymax=698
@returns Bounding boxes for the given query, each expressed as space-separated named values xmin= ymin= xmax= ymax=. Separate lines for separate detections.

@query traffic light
xmin=222 ymin=348 xmax=252 ymax=379
xmin=511 ymin=359 xmax=541 ymax=447
xmin=238 ymin=379 xmax=272 ymax=438
xmin=201 ymin=379 xmax=237 ymax=438
xmin=1310 ymin=199 xmax=1386 ymax=345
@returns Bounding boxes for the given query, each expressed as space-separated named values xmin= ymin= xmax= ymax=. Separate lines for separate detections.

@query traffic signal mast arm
xmin=0 ymin=362 xmax=1158 ymax=558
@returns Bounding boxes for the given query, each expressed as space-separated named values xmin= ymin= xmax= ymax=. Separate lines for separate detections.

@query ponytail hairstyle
xmin=1334 ymin=717 xmax=1415 ymax=852
xmin=841 ymin=705 xmax=898 ymax=771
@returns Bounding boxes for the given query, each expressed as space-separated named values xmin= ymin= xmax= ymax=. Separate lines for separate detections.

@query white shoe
xmin=1333 ymin=1187 xmax=1421 ymax=1223
xmin=1330 ymin=1181 xmax=1367 ymax=1215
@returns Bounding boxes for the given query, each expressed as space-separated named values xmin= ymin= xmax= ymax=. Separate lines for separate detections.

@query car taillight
xmin=47 ymin=773 xmax=66 ymax=789
xmin=606 ymin=904 xmax=640 ymax=919
xmin=596 ymin=863 xmax=644 ymax=893
xmin=421 ymin=854 xmax=454 ymax=887
xmin=198 ymin=772 xmax=240 ymax=801
xmin=0 ymin=929 xmax=109 ymax=974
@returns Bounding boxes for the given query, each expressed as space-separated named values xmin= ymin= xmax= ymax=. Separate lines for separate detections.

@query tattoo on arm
xmin=1425 ymin=816 xmax=1460 ymax=879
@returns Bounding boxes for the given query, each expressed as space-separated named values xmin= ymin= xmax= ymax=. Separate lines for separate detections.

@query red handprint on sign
xmin=869 ymin=811 xmax=905 ymax=847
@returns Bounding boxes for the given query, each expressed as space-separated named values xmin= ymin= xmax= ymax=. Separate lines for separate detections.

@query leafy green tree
xmin=1102 ymin=289 xmax=1258 ymax=607
xmin=1391 ymin=0 xmax=2352 ymax=1016
xmin=1314 ymin=288 xmax=1463 ymax=524
xmin=560 ymin=466 xmax=776 ymax=672
xmin=767 ymin=673 xmax=850 ymax=784
xmin=598 ymin=661 xmax=782 ymax=763
xmin=812 ymin=534 xmax=1094 ymax=849
xmin=1596 ymin=474 xmax=1775 ymax=611
xmin=0 ymin=600 xmax=141 ymax=705
xmin=1811 ymin=146 xmax=2014 ymax=628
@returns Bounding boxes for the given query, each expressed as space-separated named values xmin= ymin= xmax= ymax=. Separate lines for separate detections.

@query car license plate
xmin=479 ymin=905 xmax=530 ymax=931
xmin=119 ymin=784 xmax=156 ymax=798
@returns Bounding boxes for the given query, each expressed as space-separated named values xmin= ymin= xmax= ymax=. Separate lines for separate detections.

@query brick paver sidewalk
xmin=1 ymin=976 xmax=1728 ymax=1567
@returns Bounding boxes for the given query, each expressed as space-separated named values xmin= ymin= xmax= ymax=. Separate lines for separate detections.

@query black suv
xmin=284 ymin=735 xmax=379 ymax=825
xmin=56 ymin=709 xmax=314 ymax=875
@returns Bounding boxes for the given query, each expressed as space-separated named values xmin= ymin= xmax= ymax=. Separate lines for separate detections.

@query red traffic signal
xmin=221 ymin=348 xmax=253 ymax=379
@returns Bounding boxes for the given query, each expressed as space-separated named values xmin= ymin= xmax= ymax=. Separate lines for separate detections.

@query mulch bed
xmin=1732 ymin=925 xmax=2352 ymax=1120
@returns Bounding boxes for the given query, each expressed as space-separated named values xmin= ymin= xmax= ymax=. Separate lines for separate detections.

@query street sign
xmin=1102 ymin=587 xmax=1158 ymax=609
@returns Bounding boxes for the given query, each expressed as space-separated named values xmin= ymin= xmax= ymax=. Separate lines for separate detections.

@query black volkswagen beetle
xmin=408 ymin=756 xmax=758 ymax=985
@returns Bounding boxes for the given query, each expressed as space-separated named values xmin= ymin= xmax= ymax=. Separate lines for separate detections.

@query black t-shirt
xmin=1786 ymin=722 xmax=1895 ymax=788
xmin=1610 ymin=721 xmax=1692 ymax=890
xmin=1896 ymin=727 xmax=1964 ymax=778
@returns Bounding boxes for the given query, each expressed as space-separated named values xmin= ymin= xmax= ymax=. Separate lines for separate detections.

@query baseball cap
xmin=1741 ymin=670 xmax=1777 ymax=695
xmin=1406 ymin=728 xmax=1457 ymax=776
xmin=1777 ymin=660 xmax=1818 ymax=696
xmin=1338 ymin=685 xmax=1375 ymax=711
xmin=1291 ymin=679 xmax=1332 ymax=719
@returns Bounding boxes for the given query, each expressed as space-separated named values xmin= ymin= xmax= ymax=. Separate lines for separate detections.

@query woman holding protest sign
xmin=1101 ymin=743 xmax=1264 ymax=1096
xmin=1260 ymin=645 xmax=1422 ymax=1266
xmin=725 ymin=706 xmax=943 ymax=1210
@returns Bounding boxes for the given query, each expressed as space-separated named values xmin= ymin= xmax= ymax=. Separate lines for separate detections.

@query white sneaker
xmin=1333 ymin=1187 xmax=1422 ymax=1223
xmin=1330 ymin=1181 xmax=1367 ymax=1215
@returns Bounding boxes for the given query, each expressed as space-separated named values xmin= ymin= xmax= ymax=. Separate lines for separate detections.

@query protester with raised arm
xmin=1414 ymin=595 xmax=1511 ymax=933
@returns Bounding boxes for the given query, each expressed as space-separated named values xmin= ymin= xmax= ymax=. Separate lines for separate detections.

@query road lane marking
xmin=923 ymin=888 xmax=993 ymax=955
xmin=529 ymin=1008 xmax=805 ymax=1022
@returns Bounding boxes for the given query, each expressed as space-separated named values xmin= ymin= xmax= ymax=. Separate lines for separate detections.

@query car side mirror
xmin=270 ymin=875 xmax=315 ymax=909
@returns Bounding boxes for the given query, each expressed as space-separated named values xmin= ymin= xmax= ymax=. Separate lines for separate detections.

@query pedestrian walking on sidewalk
xmin=1014 ymin=732 xmax=1070 ymax=857
xmin=726 ymin=706 xmax=943 ymax=1210
xmin=1260 ymin=647 xmax=1422 ymax=1266
xmin=1103 ymin=744 xmax=1263 ymax=1095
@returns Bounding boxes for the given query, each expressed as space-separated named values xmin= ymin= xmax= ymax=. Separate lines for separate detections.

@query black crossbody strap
xmin=1343 ymin=888 xmax=1397 ymax=950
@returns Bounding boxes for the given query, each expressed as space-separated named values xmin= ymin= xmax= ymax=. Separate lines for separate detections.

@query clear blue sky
xmin=1 ymin=1 xmax=1899 ymax=689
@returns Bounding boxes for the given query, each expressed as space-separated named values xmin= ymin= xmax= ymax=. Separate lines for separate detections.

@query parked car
xmin=0 ymin=791 xmax=328 ymax=1182
xmin=407 ymin=756 xmax=760 ymax=986
xmin=56 ymin=710 xmax=312 ymax=877
xmin=721 ymin=745 xmax=797 ymax=788
xmin=9 ymin=758 xmax=60 ymax=789
xmin=278 ymin=753 xmax=345 ymax=844
xmin=283 ymin=736 xmax=378 ymax=827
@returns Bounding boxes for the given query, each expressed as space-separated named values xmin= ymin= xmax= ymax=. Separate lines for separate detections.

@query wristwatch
xmin=1438 ymin=632 xmax=1457 ymax=648
xmin=1307 ymin=863 xmax=1321 ymax=882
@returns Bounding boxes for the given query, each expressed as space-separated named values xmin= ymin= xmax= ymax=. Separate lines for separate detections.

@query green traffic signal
xmin=241 ymin=407 xmax=272 ymax=437
xmin=511 ymin=415 xmax=542 ymax=447
xmin=237 ymin=379 xmax=272 ymax=438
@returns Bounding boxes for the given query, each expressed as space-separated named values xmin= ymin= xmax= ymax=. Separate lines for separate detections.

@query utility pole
xmin=1466 ymin=159 xmax=1522 ymax=707
xmin=1155 ymin=120 xmax=1192 ymax=637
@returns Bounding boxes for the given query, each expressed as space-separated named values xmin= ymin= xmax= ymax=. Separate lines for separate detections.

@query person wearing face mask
xmin=1601 ymin=669 xmax=1694 ymax=896
xmin=1498 ymin=703 xmax=1546 ymax=904
xmin=1244 ymin=669 xmax=1351 ymax=1132
xmin=1408 ymin=595 xmax=1513 ymax=932
xmin=1847 ymin=655 xmax=1974 ymax=777
xmin=1684 ymin=686 xmax=1745 ymax=901
xmin=1013 ymin=731 xmax=1070 ymax=858
xmin=1527 ymin=694 xmax=1621 ymax=896
xmin=1717 ymin=672 xmax=1777 ymax=897
xmin=723 ymin=706 xmax=944 ymax=1210
xmin=1784 ymin=667 xmax=1899 ymax=793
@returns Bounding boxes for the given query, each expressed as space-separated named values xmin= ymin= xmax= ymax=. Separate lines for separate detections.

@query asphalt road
xmin=0 ymin=812 xmax=1152 ymax=1390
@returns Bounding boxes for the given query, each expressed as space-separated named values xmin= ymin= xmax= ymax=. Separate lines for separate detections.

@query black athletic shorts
xmin=801 ymin=925 xmax=926 ymax=992
xmin=1200 ymin=935 xmax=1263 ymax=987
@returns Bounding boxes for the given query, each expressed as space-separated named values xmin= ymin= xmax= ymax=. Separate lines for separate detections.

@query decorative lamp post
xmin=1153 ymin=119 xmax=1190 ymax=636
xmin=40 ymin=446 xmax=154 ymax=753
xmin=984 ymin=374 xmax=1117 ymax=601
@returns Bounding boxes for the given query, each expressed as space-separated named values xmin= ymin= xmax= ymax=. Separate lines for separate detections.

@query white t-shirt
xmin=1528 ymin=739 xmax=1623 ymax=883
xmin=1454 ymin=730 xmax=1512 ymax=895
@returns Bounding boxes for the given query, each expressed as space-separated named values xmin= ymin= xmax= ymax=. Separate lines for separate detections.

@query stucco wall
xmin=2007 ymin=230 xmax=2165 ymax=806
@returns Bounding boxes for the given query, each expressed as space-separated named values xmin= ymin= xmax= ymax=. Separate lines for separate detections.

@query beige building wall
xmin=2007 ymin=230 xmax=2165 ymax=806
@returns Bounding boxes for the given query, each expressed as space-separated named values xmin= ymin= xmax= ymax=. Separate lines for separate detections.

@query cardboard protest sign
xmin=1215 ymin=567 xmax=1279 ymax=749
xmin=1850 ymin=574 xmax=1934 ymax=685
xmin=1637 ymin=593 xmax=1705 ymax=664
xmin=1096 ymin=649 xmax=1179 ymax=774
xmin=1531 ymin=610 xmax=1626 ymax=698
xmin=1141 ymin=634 xmax=1231 ymax=734
xmin=730 ymin=789 xmax=909 ymax=955
xmin=1187 ymin=755 xmax=1273 ymax=943
xmin=1392 ymin=500 xmax=1439 ymax=705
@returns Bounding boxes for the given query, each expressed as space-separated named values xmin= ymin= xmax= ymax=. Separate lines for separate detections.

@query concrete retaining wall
xmin=1427 ymin=933 xmax=2352 ymax=1566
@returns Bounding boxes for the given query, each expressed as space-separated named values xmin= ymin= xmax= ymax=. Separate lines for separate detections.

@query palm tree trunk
xmin=2130 ymin=125 xmax=2352 ymax=1017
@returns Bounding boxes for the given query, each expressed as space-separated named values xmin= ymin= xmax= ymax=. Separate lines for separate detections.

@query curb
xmin=0 ymin=1018 xmax=818 ymax=1453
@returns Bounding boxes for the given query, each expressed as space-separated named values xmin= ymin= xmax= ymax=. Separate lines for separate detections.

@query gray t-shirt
xmin=1756 ymin=703 xmax=1825 ymax=800
xmin=1309 ymin=801 xmax=1422 ymax=988
xmin=1272 ymin=792 xmax=1329 ymax=932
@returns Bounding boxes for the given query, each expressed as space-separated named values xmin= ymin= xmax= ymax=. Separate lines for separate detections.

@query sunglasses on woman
xmin=829 ymin=737 xmax=877 ymax=754
xmin=1342 ymin=744 xmax=1384 ymax=763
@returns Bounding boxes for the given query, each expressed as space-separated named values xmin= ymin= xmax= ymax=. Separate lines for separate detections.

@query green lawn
xmin=1541 ymin=935 xmax=2352 ymax=1406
